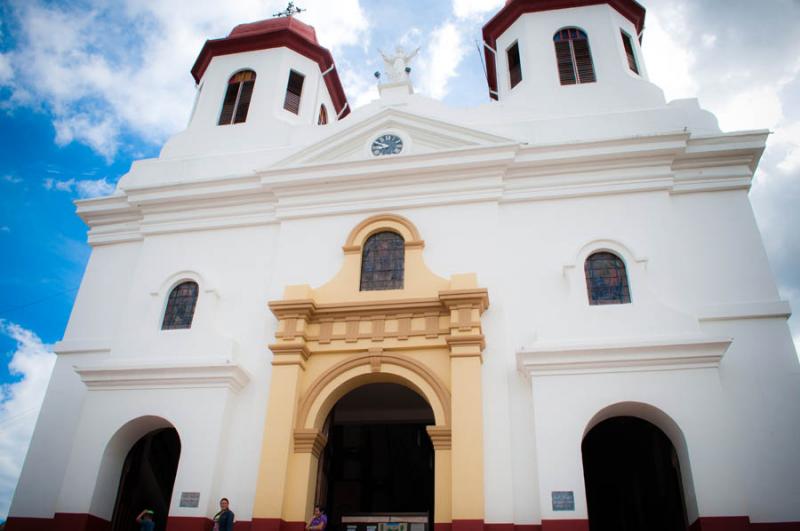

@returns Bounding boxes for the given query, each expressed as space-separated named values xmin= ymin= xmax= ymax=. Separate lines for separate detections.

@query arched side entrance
xmin=582 ymin=408 xmax=691 ymax=531
xmin=111 ymin=428 xmax=181 ymax=531
xmin=90 ymin=416 xmax=181 ymax=531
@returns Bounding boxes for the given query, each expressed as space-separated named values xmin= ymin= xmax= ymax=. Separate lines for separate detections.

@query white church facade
xmin=7 ymin=1 xmax=800 ymax=530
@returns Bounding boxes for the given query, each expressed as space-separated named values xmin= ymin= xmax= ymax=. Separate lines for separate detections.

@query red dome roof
xmin=191 ymin=16 xmax=349 ymax=118
xmin=482 ymin=0 xmax=646 ymax=100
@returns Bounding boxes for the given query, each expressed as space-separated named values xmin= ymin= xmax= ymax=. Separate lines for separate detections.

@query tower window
xmin=554 ymin=28 xmax=596 ymax=85
xmin=318 ymin=104 xmax=328 ymax=125
xmin=360 ymin=231 xmax=405 ymax=291
xmin=218 ymin=70 xmax=256 ymax=125
xmin=284 ymin=70 xmax=305 ymax=115
xmin=161 ymin=281 xmax=199 ymax=329
xmin=621 ymin=31 xmax=639 ymax=74
xmin=507 ymin=41 xmax=522 ymax=88
xmin=584 ymin=252 xmax=631 ymax=305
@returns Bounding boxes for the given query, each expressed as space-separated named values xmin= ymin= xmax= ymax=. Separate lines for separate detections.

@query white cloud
xmin=0 ymin=226 xmax=10 ymax=233
xmin=417 ymin=22 xmax=468 ymax=100
xmin=0 ymin=321 xmax=56 ymax=521
xmin=641 ymin=8 xmax=698 ymax=101
xmin=54 ymin=114 xmax=120 ymax=160
xmin=2 ymin=175 xmax=22 ymax=184
xmin=42 ymin=177 xmax=116 ymax=198
xmin=297 ymin=0 xmax=370 ymax=52
xmin=452 ymin=0 xmax=504 ymax=20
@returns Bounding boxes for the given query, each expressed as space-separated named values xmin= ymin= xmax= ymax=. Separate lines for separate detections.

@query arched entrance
xmin=110 ymin=427 xmax=181 ymax=531
xmin=581 ymin=416 xmax=688 ymax=531
xmin=317 ymin=383 xmax=435 ymax=531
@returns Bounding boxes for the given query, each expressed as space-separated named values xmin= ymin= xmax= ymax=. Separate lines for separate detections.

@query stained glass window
xmin=161 ymin=281 xmax=199 ymax=329
xmin=584 ymin=252 xmax=631 ymax=305
xmin=360 ymin=231 xmax=404 ymax=291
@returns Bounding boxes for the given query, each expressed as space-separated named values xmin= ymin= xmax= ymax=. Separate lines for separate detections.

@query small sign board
xmin=551 ymin=491 xmax=575 ymax=511
xmin=179 ymin=492 xmax=200 ymax=508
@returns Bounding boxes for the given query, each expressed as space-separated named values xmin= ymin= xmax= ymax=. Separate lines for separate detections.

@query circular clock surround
xmin=371 ymin=134 xmax=404 ymax=156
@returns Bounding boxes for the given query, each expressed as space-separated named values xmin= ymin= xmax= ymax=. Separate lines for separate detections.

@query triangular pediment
xmin=273 ymin=107 xmax=515 ymax=168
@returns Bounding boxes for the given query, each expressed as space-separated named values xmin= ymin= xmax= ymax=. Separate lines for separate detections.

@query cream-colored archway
xmin=251 ymin=213 xmax=489 ymax=531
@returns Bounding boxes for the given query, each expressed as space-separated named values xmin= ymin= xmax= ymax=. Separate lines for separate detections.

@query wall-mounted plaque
xmin=179 ymin=491 xmax=200 ymax=508
xmin=551 ymin=491 xmax=575 ymax=511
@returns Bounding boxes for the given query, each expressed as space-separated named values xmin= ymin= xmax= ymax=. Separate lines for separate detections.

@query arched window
xmin=218 ymin=70 xmax=256 ymax=125
xmin=318 ymin=104 xmax=328 ymax=125
xmin=360 ymin=231 xmax=405 ymax=291
xmin=554 ymin=28 xmax=596 ymax=85
xmin=584 ymin=252 xmax=630 ymax=304
xmin=161 ymin=281 xmax=199 ymax=329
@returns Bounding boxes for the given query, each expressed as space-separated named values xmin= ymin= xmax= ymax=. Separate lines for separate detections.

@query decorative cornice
xmin=439 ymin=289 xmax=490 ymax=312
xmin=697 ymin=300 xmax=791 ymax=322
xmin=516 ymin=336 xmax=732 ymax=376
xmin=269 ymin=300 xmax=317 ymax=319
xmin=74 ymin=358 xmax=250 ymax=391
xmin=446 ymin=334 xmax=487 ymax=355
xmin=269 ymin=342 xmax=311 ymax=367
xmin=74 ymin=131 xmax=768 ymax=244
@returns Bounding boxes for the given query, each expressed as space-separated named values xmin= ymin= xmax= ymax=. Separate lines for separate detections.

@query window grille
xmin=621 ymin=31 xmax=639 ymax=74
xmin=218 ymin=70 xmax=256 ymax=125
xmin=284 ymin=70 xmax=305 ymax=114
xmin=507 ymin=41 xmax=522 ymax=88
xmin=161 ymin=281 xmax=199 ymax=329
xmin=584 ymin=252 xmax=631 ymax=304
xmin=360 ymin=231 xmax=405 ymax=291
xmin=554 ymin=28 xmax=596 ymax=85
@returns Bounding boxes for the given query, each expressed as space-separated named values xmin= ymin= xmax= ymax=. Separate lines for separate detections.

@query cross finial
xmin=273 ymin=2 xmax=305 ymax=17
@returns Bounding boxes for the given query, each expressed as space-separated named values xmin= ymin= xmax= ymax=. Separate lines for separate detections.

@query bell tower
xmin=161 ymin=15 xmax=349 ymax=158
xmin=482 ymin=0 xmax=665 ymax=115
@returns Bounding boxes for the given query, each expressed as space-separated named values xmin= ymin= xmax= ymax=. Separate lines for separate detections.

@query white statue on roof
xmin=379 ymin=45 xmax=420 ymax=83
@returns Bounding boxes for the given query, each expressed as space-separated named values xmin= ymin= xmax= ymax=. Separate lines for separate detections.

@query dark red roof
xmin=192 ymin=16 xmax=349 ymax=118
xmin=482 ymin=0 xmax=646 ymax=100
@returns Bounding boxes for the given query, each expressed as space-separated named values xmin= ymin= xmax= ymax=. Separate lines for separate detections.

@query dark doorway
xmin=582 ymin=416 xmax=688 ymax=531
xmin=318 ymin=384 xmax=435 ymax=531
xmin=111 ymin=427 xmax=181 ymax=531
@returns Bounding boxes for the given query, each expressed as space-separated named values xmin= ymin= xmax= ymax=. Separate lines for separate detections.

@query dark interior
xmin=318 ymin=383 xmax=435 ymax=531
xmin=111 ymin=427 xmax=181 ymax=531
xmin=582 ymin=416 xmax=688 ymax=531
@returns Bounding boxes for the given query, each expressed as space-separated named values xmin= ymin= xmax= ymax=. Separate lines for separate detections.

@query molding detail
xmin=698 ymin=300 xmax=792 ymax=322
xmin=293 ymin=429 xmax=328 ymax=457
xmin=426 ymin=426 xmax=452 ymax=450
xmin=74 ymin=357 xmax=250 ymax=391
xmin=54 ymin=339 xmax=112 ymax=356
xmin=517 ymin=336 xmax=732 ymax=376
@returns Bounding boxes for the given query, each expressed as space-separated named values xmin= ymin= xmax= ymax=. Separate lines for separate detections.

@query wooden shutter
xmin=507 ymin=42 xmax=522 ymax=88
xmin=283 ymin=71 xmax=305 ymax=114
xmin=318 ymin=104 xmax=328 ymax=125
xmin=555 ymin=40 xmax=576 ymax=85
xmin=218 ymin=83 xmax=239 ymax=125
xmin=572 ymin=38 xmax=596 ymax=83
xmin=233 ymin=80 xmax=254 ymax=123
xmin=621 ymin=31 xmax=639 ymax=74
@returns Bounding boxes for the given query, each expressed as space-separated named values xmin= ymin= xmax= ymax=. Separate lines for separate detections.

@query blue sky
xmin=1 ymin=0 xmax=799 ymax=522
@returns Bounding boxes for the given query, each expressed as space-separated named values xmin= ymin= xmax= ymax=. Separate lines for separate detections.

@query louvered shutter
xmin=572 ymin=38 xmax=596 ymax=83
xmin=621 ymin=32 xmax=639 ymax=74
xmin=233 ymin=80 xmax=254 ymax=123
xmin=283 ymin=71 xmax=305 ymax=114
xmin=555 ymin=40 xmax=576 ymax=85
xmin=218 ymin=83 xmax=239 ymax=125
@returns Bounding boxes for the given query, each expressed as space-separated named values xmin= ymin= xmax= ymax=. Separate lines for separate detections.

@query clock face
xmin=371 ymin=134 xmax=403 ymax=156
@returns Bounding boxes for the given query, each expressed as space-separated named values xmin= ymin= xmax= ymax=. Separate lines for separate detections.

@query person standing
xmin=213 ymin=498 xmax=235 ymax=531
xmin=135 ymin=509 xmax=155 ymax=531
xmin=306 ymin=506 xmax=327 ymax=531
